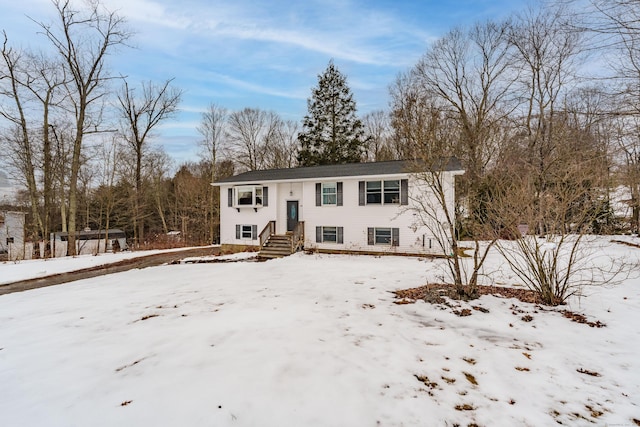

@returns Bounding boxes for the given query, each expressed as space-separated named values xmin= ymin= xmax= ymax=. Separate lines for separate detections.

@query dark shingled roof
xmin=215 ymin=158 xmax=463 ymax=184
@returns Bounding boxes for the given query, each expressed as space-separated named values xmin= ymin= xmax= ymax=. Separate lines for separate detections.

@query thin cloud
xmin=110 ymin=0 xmax=431 ymax=67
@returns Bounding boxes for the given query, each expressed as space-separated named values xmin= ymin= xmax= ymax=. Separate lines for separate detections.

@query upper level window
xmin=366 ymin=181 xmax=382 ymax=204
xmin=232 ymin=186 xmax=266 ymax=208
xmin=366 ymin=180 xmax=401 ymax=205
xmin=360 ymin=179 xmax=407 ymax=206
xmin=322 ymin=183 xmax=337 ymax=205
xmin=384 ymin=180 xmax=400 ymax=204
xmin=315 ymin=182 xmax=343 ymax=206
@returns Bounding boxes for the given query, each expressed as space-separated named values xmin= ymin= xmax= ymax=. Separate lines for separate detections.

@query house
xmin=214 ymin=159 xmax=464 ymax=258
xmin=0 ymin=211 xmax=26 ymax=260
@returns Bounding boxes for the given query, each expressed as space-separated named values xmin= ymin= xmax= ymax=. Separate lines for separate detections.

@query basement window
xmin=315 ymin=226 xmax=344 ymax=244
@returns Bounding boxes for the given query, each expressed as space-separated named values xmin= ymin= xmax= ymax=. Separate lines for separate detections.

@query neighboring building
xmin=214 ymin=159 xmax=464 ymax=257
xmin=0 ymin=211 xmax=26 ymax=260
xmin=50 ymin=229 xmax=128 ymax=258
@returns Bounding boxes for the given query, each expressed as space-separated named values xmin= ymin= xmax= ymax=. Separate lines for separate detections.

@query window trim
xmin=360 ymin=179 xmax=408 ymax=205
xmin=316 ymin=182 xmax=343 ymax=206
xmin=367 ymin=227 xmax=399 ymax=247
xmin=240 ymin=225 xmax=253 ymax=239
xmin=235 ymin=224 xmax=258 ymax=240
xmin=322 ymin=182 xmax=337 ymax=206
xmin=383 ymin=180 xmax=400 ymax=204
xmin=231 ymin=186 xmax=268 ymax=208
xmin=374 ymin=228 xmax=392 ymax=245
xmin=315 ymin=226 xmax=344 ymax=244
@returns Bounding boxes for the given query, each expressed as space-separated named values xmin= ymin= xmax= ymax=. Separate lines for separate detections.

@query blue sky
xmin=1 ymin=0 xmax=532 ymax=166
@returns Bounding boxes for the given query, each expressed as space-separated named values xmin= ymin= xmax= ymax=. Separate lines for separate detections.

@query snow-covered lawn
xmin=0 ymin=239 xmax=639 ymax=426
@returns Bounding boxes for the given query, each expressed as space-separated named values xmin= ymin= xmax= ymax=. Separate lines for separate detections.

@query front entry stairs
xmin=258 ymin=221 xmax=305 ymax=259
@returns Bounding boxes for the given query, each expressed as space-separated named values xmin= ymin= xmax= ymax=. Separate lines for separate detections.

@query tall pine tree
xmin=298 ymin=60 xmax=368 ymax=166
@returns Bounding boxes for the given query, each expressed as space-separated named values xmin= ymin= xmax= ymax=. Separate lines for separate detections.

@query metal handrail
xmin=259 ymin=221 xmax=276 ymax=248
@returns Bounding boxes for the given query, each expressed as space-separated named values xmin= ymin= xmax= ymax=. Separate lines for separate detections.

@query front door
xmin=287 ymin=200 xmax=299 ymax=232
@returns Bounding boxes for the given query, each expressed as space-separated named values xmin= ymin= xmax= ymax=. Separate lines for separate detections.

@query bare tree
xmin=412 ymin=19 xmax=515 ymax=223
xmin=264 ymin=118 xmax=299 ymax=169
xmin=1 ymin=35 xmax=44 ymax=239
xmin=390 ymin=71 xmax=449 ymax=160
xmin=362 ymin=110 xmax=395 ymax=161
xmin=91 ymin=134 xmax=122 ymax=251
xmin=116 ymin=78 xmax=182 ymax=246
xmin=197 ymin=102 xmax=227 ymax=243
xmin=410 ymin=161 xmax=494 ymax=297
xmin=36 ymin=0 xmax=131 ymax=255
xmin=146 ymin=148 xmax=173 ymax=236
xmin=579 ymin=0 xmax=640 ymax=232
xmin=508 ymin=5 xmax=586 ymax=235
xmin=490 ymin=154 xmax=624 ymax=305
xmin=227 ymin=108 xmax=281 ymax=171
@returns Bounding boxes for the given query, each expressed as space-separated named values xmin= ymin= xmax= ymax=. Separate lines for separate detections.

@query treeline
xmin=1 ymin=0 xmax=639 ymax=252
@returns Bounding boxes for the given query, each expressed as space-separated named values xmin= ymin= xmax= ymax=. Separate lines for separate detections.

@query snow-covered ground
xmin=0 ymin=238 xmax=639 ymax=426
xmin=0 ymin=246 xmax=220 ymax=285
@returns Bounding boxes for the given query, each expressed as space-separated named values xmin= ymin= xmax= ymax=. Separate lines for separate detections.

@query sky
xmin=0 ymin=0 xmax=532 ymax=167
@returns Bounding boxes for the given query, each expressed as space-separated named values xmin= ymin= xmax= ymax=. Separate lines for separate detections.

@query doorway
xmin=286 ymin=200 xmax=299 ymax=232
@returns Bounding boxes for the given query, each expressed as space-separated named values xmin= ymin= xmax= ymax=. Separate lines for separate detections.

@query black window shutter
xmin=316 ymin=226 xmax=322 ymax=243
xmin=359 ymin=181 xmax=365 ymax=206
xmin=228 ymin=188 xmax=233 ymax=207
xmin=263 ymin=187 xmax=268 ymax=207
xmin=316 ymin=183 xmax=322 ymax=206
xmin=337 ymin=182 xmax=343 ymax=206
xmin=401 ymin=179 xmax=409 ymax=205
xmin=392 ymin=228 xmax=400 ymax=246
xmin=252 ymin=225 xmax=258 ymax=240
xmin=367 ymin=227 xmax=374 ymax=245
xmin=235 ymin=225 xmax=241 ymax=239
xmin=337 ymin=227 xmax=344 ymax=244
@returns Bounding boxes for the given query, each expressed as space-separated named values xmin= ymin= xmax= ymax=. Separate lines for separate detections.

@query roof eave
xmin=211 ymin=168 xmax=465 ymax=186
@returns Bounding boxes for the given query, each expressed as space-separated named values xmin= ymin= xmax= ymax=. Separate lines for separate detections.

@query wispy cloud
xmin=110 ymin=0 xmax=430 ymax=67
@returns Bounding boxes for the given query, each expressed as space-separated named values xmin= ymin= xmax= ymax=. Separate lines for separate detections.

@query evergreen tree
xmin=297 ymin=60 xmax=368 ymax=166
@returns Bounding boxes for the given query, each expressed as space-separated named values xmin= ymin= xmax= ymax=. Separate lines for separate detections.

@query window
xmin=230 ymin=186 xmax=268 ymax=208
xmin=237 ymin=186 xmax=254 ymax=205
xmin=236 ymin=224 xmax=257 ymax=240
xmin=322 ymin=183 xmax=337 ymax=205
xmin=367 ymin=227 xmax=399 ymax=246
xmin=384 ymin=180 xmax=400 ymax=204
xmin=315 ymin=182 xmax=343 ymax=206
xmin=375 ymin=228 xmax=391 ymax=244
xmin=241 ymin=225 xmax=253 ymax=239
xmin=366 ymin=181 xmax=382 ymax=204
xmin=316 ymin=226 xmax=344 ymax=244
xmin=361 ymin=180 xmax=406 ymax=205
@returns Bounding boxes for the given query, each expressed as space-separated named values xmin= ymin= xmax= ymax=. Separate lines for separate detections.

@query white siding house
xmin=214 ymin=159 xmax=464 ymax=256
